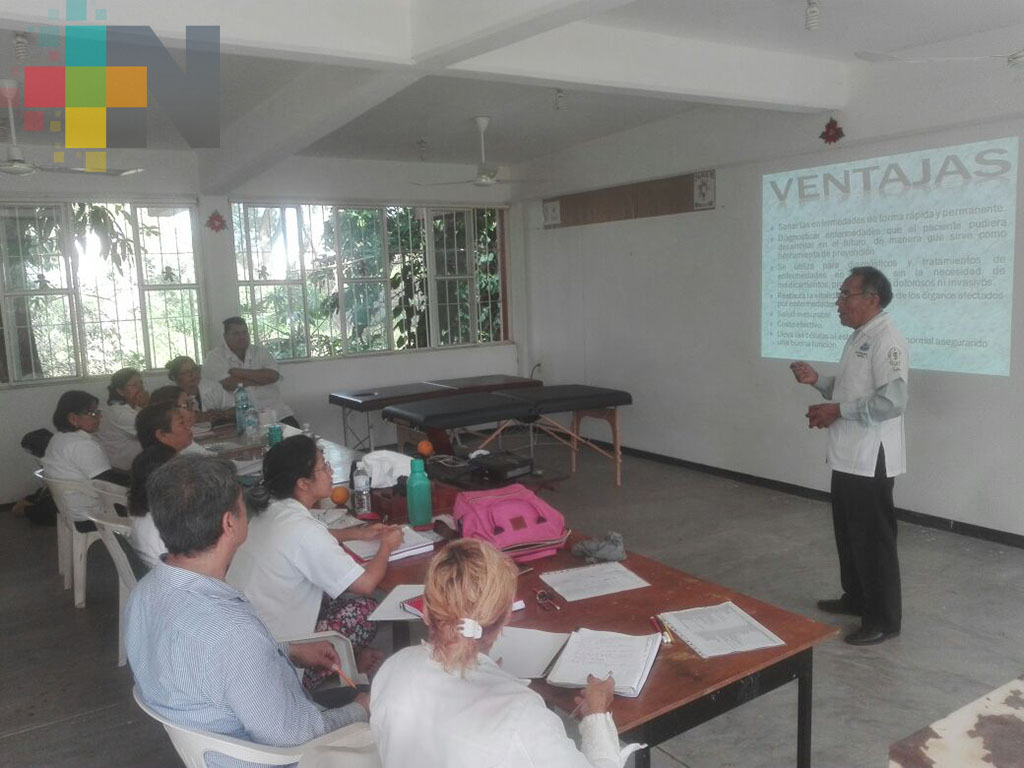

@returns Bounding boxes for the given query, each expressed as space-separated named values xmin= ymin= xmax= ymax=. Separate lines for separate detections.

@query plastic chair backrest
xmin=93 ymin=478 xmax=130 ymax=517
xmin=132 ymin=687 xmax=380 ymax=768
xmin=88 ymin=512 xmax=137 ymax=591
xmin=40 ymin=472 xmax=98 ymax=521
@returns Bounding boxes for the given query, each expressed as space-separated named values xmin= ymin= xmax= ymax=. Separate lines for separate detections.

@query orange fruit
xmin=330 ymin=485 xmax=350 ymax=505
xmin=417 ymin=439 xmax=435 ymax=457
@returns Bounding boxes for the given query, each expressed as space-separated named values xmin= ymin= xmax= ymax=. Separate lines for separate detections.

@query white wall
xmin=521 ymin=105 xmax=1024 ymax=536
xmin=1 ymin=152 xmax=524 ymax=503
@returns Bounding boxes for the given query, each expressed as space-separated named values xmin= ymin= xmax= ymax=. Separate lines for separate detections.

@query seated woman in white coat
xmin=95 ymin=367 xmax=150 ymax=471
xmin=227 ymin=434 xmax=403 ymax=687
xmin=370 ymin=538 xmax=639 ymax=768
xmin=149 ymin=384 xmax=218 ymax=453
xmin=165 ymin=355 xmax=234 ymax=425
xmin=41 ymin=390 xmax=128 ymax=532
xmin=127 ymin=400 xmax=210 ymax=568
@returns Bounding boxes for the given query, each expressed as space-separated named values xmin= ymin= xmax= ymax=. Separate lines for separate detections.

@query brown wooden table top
xmin=376 ymin=533 xmax=838 ymax=734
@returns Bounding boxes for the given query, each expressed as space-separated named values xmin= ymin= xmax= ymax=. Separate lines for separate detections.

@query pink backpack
xmin=453 ymin=484 xmax=569 ymax=562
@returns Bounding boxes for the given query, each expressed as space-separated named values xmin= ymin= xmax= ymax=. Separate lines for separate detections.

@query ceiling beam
xmin=198 ymin=66 xmax=421 ymax=194
xmin=449 ymin=21 xmax=850 ymax=112
xmin=410 ymin=0 xmax=634 ymax=67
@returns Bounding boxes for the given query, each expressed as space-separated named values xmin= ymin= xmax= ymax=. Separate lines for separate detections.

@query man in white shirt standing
xmin=203 ymin=317 xmax=298 ymax=426
xmin=790 ymin=266 xmax=908 ymax=646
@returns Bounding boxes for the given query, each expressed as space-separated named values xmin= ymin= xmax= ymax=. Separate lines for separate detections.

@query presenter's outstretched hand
xmin=790 ymin=361 xmax=818 ymax=385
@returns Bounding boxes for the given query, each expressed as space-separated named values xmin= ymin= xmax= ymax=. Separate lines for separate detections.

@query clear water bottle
xmin=243 ymin=407 xmax=260 ymax=444
xmin=352 ymin=461 xmax=372 ymax=517
xmin=234 ymin=384 xmax=251 ymax=436
xmin=407 ymin=458 xmax=433 ymax=528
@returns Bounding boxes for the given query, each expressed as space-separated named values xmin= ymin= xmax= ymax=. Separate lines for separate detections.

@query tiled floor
xmin=4 ymin=442 xmax=1024 ymax=767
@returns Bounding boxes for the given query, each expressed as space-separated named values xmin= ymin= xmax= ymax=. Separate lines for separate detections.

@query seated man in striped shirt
xmin=125 ymin=455 xmax=367 ymax=768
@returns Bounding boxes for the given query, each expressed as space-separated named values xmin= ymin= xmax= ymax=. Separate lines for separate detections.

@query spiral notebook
xmin=342 ymin=525 xmax=435 ymax=563
xmin=545 ymin=628 xmax=661 ymax=698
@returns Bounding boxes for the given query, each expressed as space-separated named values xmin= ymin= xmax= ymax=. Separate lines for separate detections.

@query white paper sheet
xmin=368 ymin=585 xmax=424 ymax=622
xmin=658 ymin=601 xmax=785 ymax=658
xmin=539 ymin=561 xmax=650 ymax=602
xmin=488 ymin=627 xmax=570 ymax=679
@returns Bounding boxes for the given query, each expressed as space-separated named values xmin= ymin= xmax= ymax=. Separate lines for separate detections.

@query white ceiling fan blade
xmin=37 ymin=165 xmax=144 ymax=177
xmin=856 ymin=50 xmax=1010 ymax=64
xmin=413 ymin=179 xmax=478 ymax=186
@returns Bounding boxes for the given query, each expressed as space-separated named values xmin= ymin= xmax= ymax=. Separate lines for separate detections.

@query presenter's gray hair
xmin=148 ymin=456 xmax=241 ymax=556
xmin=849 ymin=266 xmax=893 ymax=308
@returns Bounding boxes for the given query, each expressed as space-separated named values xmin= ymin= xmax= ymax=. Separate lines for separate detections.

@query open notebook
xmin=342 ymin=525 xmax=435 ymax=563
xmin=545 ymin=628 xmax=661 ymax=698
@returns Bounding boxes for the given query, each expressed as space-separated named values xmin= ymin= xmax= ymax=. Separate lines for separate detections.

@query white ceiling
xmin=0 ymin=0 xmax=1022 ymax=189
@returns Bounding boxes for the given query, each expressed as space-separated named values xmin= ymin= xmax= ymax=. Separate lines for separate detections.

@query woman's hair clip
xmin=458 ymin=618 xmax=483 ymax=639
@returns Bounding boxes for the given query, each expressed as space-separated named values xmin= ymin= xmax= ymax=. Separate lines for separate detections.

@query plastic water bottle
xmin=407 ymin=458 xmax=433 ymax=528
xmin=243 ymin=408 xmax=260 ymax=444
xmin=234 ymin=384 xmax=251 ymax=436
xmin=352 ymin=462 xmax=372 ymax=517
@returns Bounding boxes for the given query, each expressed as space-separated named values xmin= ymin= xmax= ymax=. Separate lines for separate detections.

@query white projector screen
xmin=761 ymin=137 xmax=1018 ymax=375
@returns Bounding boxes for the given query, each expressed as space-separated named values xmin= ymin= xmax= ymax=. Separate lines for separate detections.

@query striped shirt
xmin=125 ymin=561 xmax=365 ymax=768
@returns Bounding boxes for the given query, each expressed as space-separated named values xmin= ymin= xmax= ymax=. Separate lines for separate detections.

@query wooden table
xmin=376 ymin=533 xmax=837 ymax=768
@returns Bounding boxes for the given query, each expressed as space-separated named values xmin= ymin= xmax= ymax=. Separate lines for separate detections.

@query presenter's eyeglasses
xmin=836 ymin=290 xmax=873 ymax=301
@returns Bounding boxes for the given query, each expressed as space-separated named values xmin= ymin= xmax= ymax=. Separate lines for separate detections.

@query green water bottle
xmin=407 ymin=458 xmax=433 ymax=528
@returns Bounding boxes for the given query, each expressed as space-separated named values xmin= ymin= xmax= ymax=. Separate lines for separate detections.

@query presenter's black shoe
xmin=844 ymin=627 xmax=900 ymax=646
xmin=816 ymin=597 xmax=862 ymax=616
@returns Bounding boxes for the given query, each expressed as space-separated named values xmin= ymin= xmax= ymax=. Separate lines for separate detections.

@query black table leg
xmin=633 ymin=745 xmax=651 ymax=768
xmin=392 ymin=622 xmax=410 ymax=651
xmin=797 ymin=649 xmax=813 ymax=768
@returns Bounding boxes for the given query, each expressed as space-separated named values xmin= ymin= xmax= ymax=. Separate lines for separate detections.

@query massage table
xmin=381 ymin=384 xmax=633 ymax=486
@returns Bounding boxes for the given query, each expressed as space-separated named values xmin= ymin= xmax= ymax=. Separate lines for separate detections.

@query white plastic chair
xmin=39 ymin=471 xmax=102 ymax=607
xmin=133 ymin=685 xmax=381 ymax=768
xmin=33 ymin=468 xmax=68 ymax=582
xmin=86 ymin=505 xmax=136 ymax=666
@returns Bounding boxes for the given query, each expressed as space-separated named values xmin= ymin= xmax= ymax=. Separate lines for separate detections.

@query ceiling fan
xmin=0 ymin=79 xmax=143 ymax=177
xmin=855 ymin=49 xmax=1024 ymax=68
xmin=416 ymin=116 xmax=510 ymax=187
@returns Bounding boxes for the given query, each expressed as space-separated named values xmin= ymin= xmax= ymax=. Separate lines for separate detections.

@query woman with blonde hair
xmin=370 ymin=539 xmax=634 ymax=767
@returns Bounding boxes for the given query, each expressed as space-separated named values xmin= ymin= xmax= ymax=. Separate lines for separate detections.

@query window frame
xmin=231 ymin=200 xmax=510 ymax=361
xmin=0 ymin=199 xmax=205 ymax=387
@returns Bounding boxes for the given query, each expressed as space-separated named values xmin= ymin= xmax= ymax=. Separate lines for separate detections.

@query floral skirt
xmin=302 ymin=592 xmax=378 ymax=690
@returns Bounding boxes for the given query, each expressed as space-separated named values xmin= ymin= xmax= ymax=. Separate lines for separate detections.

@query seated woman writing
xmin=227 ymin=434 xmax=403 ymax=685
xmin=128 ymin=400 xmax=210 ymax=568
xmin=370 ymin=538 xmax=636 ymax=768
xmin=42 ymin=390 xmax=128 ymax=532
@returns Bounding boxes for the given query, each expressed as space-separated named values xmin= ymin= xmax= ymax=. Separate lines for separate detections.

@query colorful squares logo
xmin=25 ymin=63 xmax=146 ymax=148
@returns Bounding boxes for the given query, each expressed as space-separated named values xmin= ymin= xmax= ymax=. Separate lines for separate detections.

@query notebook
xmin=342 ymin=525 xmax=435 ymax=563
xmin=545 ymin=628 xmax=661 ymax=698
xmin=488 ymin=626 xmax=570 ymax=679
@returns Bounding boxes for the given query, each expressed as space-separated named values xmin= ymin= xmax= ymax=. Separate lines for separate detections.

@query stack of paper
xmin=343 ymin=525 xmax=435 ymax=563
xmin=545 ymin=628 xmax=660 ymax=698
xmin=540 ymin=561 xmax=650 ymax=602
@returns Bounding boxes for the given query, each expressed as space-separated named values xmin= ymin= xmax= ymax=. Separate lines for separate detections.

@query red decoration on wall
xmin=205 ymin=210 xmax=227 ymax=233
xmin=819 ymin=117 xmax=845 ymax=144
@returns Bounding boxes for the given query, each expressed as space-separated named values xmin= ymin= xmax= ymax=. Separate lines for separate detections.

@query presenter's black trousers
xmin=830 ymin=446 xmax=902 ymax=633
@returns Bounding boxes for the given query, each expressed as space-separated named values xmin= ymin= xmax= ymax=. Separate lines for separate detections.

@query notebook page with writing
xmin=343 ymin=525 xmax=434 ymax=563
xmin=539 ymin=562 xmax=650 ymax=602
xmin=546 ymin=628 xmax=660 ymax=697
xmin=658 ymin=601 xmax=784 ymax=658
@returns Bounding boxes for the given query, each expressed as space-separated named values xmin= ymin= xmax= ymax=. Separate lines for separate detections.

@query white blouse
xmin=41 ymin=430 xmax=111 ymax=522
xmin=370 ymin=643 xmax=637 ymax=768
xmin=129 ymin=513 xmax=166 ymax=569
xmin=226 ymin=497 xmax=364 ymax=639
xmin=95 ymin=402 xmax=142 ymax=471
